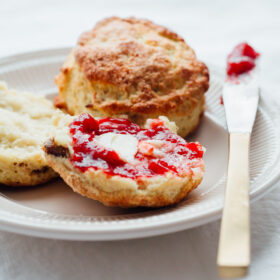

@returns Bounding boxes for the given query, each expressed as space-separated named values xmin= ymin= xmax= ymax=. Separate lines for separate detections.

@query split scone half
xmin=0 ymin=82 xmax=58 ymax=186
xmin=43 ymin=113 xmax=205 ymax=207
xmin=54 ymin=17 xmax=209 ymax=138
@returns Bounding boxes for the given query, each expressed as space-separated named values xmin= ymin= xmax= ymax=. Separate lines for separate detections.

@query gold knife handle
xmin=217 ymin=132 xmax=251 ymax=278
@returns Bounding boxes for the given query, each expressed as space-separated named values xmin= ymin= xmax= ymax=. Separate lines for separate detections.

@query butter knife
xmin=217 ymin=71 xmax=259 ymax=277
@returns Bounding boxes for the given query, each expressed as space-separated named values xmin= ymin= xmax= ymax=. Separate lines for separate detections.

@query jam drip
xmin=227 ymin=42 xmax=260 ymax=77
xmin=69 ymin=114 xmax=204 ymax=179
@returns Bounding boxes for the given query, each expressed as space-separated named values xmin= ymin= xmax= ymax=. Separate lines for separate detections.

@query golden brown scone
xmin=43 ymin=113 xmax=205 ymax=207
xmin=55 ymin=17 xmax=209 ymax=138
xmin=0 ymin=82 xmax=58 ymax=186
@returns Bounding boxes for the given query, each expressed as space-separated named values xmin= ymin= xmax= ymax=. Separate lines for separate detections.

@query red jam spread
xmin=69 ymin=114 xmax=204 ymax=179
xmin=227 ymin=42 xmax=260 ymax=77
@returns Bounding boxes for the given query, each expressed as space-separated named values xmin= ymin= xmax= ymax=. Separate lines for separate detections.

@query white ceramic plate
xmin=0 ymin=48 xmax=279 ymax=241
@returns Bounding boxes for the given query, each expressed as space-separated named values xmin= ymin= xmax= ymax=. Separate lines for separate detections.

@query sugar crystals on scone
xmin=55 ymin=17 xmax=209 ymax=138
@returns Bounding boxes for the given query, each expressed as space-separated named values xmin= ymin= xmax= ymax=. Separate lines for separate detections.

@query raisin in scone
xmin=0 ymin=82 xmax=58 ymax=186
xmin=54 ymin=17 xmax=209 ymax=138
xmin=43 ymin=113 xmax=205 ymax=207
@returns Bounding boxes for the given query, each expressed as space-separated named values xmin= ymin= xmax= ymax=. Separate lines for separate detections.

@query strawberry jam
xmin=227 ymin=42 xmax=260 ymax=77
xmin=69 ymin=114 xmax=204 ymax=179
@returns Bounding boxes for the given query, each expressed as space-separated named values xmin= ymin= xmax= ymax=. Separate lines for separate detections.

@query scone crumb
xmin=159 ymin=116 xmax=178 ymax=134
xmin=0 ymin=83 xmax=60 ymax=186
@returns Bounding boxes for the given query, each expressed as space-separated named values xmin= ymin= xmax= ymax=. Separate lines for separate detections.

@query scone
xmin=43 ymin=113 xmax=205 ymax=207
xmin=55 ymin=17 xmax=209 ymax=138
xmin=0 ymin=82 xmax=58 ymax=186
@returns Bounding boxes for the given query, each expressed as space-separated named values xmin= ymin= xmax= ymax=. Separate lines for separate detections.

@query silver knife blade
xmin=223 ymin=71 xmax=259 ymax=133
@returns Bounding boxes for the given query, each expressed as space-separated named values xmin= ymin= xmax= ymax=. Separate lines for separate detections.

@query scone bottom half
xmin=0 ymin=82 xmax=58 ymax=187
xmin=54 ymin=17 xmax=209 ymax=138
xmin=43 ymin=113 xmax=205 ymax=208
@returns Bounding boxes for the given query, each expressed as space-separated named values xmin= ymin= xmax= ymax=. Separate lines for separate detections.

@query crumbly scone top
xmin=74 ymin=17 xmax=209 ymax=114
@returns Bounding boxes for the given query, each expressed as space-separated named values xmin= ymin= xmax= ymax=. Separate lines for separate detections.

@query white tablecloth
xmin=1 ymin=1 xmax=280 ymax=279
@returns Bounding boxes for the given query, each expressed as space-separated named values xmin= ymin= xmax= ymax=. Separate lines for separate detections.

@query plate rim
xmin=0 ymin=48 xmax=279 ymax=241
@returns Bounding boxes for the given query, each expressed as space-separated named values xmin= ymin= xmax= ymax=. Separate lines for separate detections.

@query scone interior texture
xmin=0 ymin=82 xmax=58 ymax=186
xmin=55 ymin=17 xmax=209 ymax=138
xmin=44 ymin=113 xmax=205 ymax=207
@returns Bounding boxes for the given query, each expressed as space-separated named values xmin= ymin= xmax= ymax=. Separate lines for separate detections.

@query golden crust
xmin=45 ymin=153 xmax=202 ymax=208
xmin=55 ymin=17 xmax=209 ymax=137
xmin=0 ymin=160 xmax=56 ymax=187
